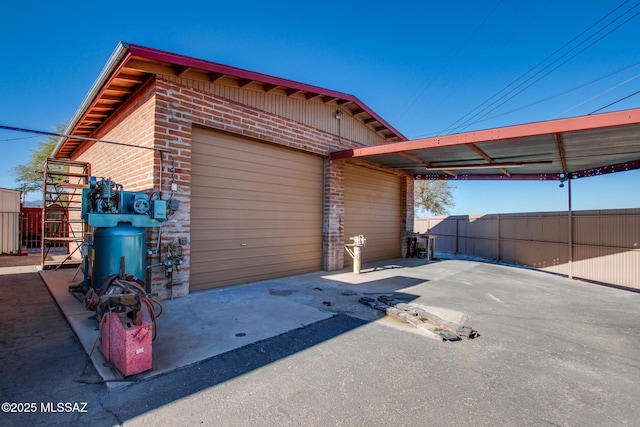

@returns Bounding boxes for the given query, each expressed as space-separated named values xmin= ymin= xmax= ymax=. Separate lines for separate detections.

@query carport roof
xmin=53 ymin=42 xmax=407 ymax=158
xmin=331 ymin=108 xmax=640 ymax=181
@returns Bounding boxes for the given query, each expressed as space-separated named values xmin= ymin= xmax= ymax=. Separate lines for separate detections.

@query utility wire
xmin=419 ymin=1 xmax=549 ymax=125
xmin=453 ymin=1 xmax=640 ymax=132
xmin=412 ymin=60 xmax=640 ymax=137
xmin=0 ymin=125 xmax=166 ymax=154
xmin=394 ymin=0 xmax=504 ymax=123
xmin=461 ymin=4 xmax=640 ymax=130
xmin=552 ymin=72 xmax=640 ymax=118
xmin=0 ymin=135 xmax=38 ymax=142
xmin=588 ymin=88 xmax=640 ymax=114
xmin=443 ymin=0 xmax=637 ymax=133
xmin=439 ymin=0 xmax=639 ymax=135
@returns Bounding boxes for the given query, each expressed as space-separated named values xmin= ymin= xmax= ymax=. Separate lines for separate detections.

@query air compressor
xmin=81 ymin=176 xmax=167 ymax=289
xmin=80 ymin=176 xmax=169 ymax=376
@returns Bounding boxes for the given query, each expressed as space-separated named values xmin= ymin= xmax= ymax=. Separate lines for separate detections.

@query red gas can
xmin=99 ymin=303 xmax=153 ymax=376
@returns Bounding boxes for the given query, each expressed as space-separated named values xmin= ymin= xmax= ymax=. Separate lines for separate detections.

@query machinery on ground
xmin=78 ymin=177 xmax=171 ymax=377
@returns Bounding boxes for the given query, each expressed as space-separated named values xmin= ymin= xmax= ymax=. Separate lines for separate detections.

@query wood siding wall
xmin=162 ymin=75 xmax=388 ymax=147
xmin=415 ymin=209 xmax=640 ymax=290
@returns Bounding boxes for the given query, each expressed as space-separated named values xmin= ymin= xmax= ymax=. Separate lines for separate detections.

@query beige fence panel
xmin=416 ymin=208 xmax=640 ymax=290
xmin=571 ymin=209 xmax=640 ymax=289
xmin=1 ymin=188 xmax=21 ymax=254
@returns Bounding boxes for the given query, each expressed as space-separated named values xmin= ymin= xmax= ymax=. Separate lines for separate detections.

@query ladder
xmin=41 ymin=158 xmax=90 ymax=269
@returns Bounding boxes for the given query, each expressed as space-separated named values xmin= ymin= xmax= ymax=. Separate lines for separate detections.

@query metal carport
xmin=330 ymin=107 xmax=640 ymax=183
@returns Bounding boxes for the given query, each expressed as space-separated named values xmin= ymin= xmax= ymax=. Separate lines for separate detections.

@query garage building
xmin=53 ymin=42 xmax=413 ymax=298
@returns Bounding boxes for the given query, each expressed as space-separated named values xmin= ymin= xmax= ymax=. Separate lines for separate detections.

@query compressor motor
xmin=81 ymin=177 xmax=168 ymax=289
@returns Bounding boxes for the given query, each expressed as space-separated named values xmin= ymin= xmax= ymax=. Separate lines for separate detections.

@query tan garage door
xmin=190 ymin=127 xmax=323 ymax=290
xmin=344 ymin=163 xmax=401 ymax=265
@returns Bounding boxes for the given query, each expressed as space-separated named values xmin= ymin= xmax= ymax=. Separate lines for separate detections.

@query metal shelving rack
xmin=41 ymin=158 xmax=90 ymax=269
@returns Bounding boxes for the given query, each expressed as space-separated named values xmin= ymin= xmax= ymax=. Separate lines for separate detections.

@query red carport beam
xmin=330 ymin=108 xmax=640 ymax=160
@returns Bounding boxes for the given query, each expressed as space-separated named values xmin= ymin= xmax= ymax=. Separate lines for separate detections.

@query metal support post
xmin=344 ymin=234 xmax=366 ymax=274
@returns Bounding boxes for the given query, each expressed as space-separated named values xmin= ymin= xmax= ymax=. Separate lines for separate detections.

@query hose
xmin=100 ymin=278 xmax=164 ymax=341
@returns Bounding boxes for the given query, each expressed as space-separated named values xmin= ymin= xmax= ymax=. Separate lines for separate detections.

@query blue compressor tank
xmin=92 ymin=223 xmax=146 ymax=288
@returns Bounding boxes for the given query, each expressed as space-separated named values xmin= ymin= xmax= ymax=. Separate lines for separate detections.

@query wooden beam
xmin=556 ymin=132 xmax=569 ymax=174
xmin=125 ymin=59 xmax=175 ymax=75
xmin=415 ymin=173 xmax=561 ymax=181
xmin=95 ymin=94 xmax=122 ymax=103
xmin=238 ymin=79 xmax=253 ymax=88
xmin=264 ymin=83 xmax=279 ymax=92
xmin=465 ymin=143 xmax=511 ymax=177
xmin=397 ymin=151 xmax=431 ymax=166
xmin=104 ymin=85 xmax=134 ymax=94
xmin=398 ymin=152 xmax=458 ymax=177
xmin=114 ymin=73 xmax=146 ymax=84
xmin=209 ymin=72 xmax=225 ymax=82
xmin=173 ymin=65 xmax=190 ymax=77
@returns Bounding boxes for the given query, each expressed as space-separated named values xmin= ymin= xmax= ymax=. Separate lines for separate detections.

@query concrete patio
xmin=1 ymin=253 xmax=639 ymax=426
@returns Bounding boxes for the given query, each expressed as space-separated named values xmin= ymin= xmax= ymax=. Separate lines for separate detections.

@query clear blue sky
xmin=1 ymin=1 xmax=639 ymax=214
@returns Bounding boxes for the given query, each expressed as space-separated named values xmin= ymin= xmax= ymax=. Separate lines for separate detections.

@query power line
xmin=393 ymin=0 xmax=505 ymax=123
xmin=411 ymin=59 xmax=640 ymax=138
xmin=552 ymin=72 xmax=640 ymax=118
xmin=588 ymin=88 xmax=640 ymax=114
xmin=0 ymin=135 xmax=38 ymax=142
xmin=424 ymin=0 xmax=554 ymax=117
xmin=0 ymin=125 xmax=165 ymax=153
xmin=462 ymin=4 xmax=640 ymax=130
xmin=439 ymin=1 xmax=640 ymax=134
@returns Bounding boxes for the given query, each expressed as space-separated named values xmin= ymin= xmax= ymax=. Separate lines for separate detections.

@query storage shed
xmin=53 ymin=42 xmax=413 ymax=298
xmin=0 ymin=188 xmax=21 ymax=255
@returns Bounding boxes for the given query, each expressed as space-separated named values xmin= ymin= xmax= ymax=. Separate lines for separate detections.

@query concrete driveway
xmin=1 ymin=254 xmax=639 ymax=426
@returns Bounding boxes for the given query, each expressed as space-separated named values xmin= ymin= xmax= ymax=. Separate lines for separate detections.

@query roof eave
xmin=52 ymin=42 xmax=131 ymax=158
xmin=126 ymin=44 xmax=407 ymax=142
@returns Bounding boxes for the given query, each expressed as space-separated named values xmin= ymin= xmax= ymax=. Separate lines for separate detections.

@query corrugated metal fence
xmin=1 ymin=189 xmax=21 ymax=254
xmin=415 ymin=208 xmax=640 ymax=290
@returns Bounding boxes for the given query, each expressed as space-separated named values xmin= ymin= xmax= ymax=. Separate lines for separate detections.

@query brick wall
xmin=73 ymin=83 xmax=169 ymax=294
xmin=323 ymin=159 xmax=345 ymax=270
xmin=75 ymin=76 xmax=412 ymax=298
xmin=401 ymin=176 xmax=415 ymax=258
xmin=75 ymin=82 xmax=157 ymax=191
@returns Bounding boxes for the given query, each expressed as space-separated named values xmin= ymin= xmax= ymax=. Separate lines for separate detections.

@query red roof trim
xmin=330 ymin=108 xmax=640 ymax=159
xmin=126 ymin=43 xmax=407 ymax=141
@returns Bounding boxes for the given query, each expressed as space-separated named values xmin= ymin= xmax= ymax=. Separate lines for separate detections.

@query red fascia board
xmin=126 ymin=43 xmax=407 ymax=141
xmin=331 ymin=108 xmax=640 ymax=159
xmin=415 ymin=173 xmax=562 ymax=181
xmin=55 ymin=50 xmax=136 ymax=158
xmin=413 ymin=159 xmax=640 ymax=181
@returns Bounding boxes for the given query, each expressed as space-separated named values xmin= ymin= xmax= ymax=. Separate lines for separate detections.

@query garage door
xmin=344 ymin=163 xmax=401 ymax=265
xmin=191 ymin=127 xmax=323 ymax=290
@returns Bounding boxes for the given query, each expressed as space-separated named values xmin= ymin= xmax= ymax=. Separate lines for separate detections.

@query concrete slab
xmin=38 ymin=268 xmax=336 ymax=384
xmin=4 ymin=253 xmax=640 ymax=426
xmin=38 ymin=256 xmax=473 ymax=386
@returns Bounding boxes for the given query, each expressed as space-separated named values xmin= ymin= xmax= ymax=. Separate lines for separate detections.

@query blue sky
xmin=1 ymin=1 xmax=639 ymax=214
